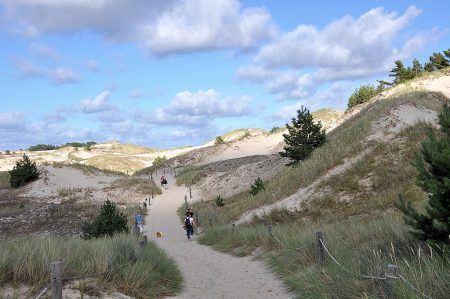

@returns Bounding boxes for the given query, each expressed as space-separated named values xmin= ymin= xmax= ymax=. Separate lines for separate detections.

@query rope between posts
xmin=34 ymin=280 xmax=53 ymax=299
xmin=269 ymin=230 xmax=309 ymax=252
xmin=62 ymin=261 xmax=132 ymax=282
xmin=319 ymin=239 xmax=386 ymax=280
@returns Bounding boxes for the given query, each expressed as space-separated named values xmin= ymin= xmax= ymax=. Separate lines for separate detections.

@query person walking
xmin=135 ymin=210 xmax=144 ymax=235
xmin=184 ymin=211 xmax=196 ymax=240
xmin=143 ymin=198 xmax=148 ymax=210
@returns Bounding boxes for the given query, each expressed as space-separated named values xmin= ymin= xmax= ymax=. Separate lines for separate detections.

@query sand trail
xmin=143 ymin=174 xmax=290 ymax=299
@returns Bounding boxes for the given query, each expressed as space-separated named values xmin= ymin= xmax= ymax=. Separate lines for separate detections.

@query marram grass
xmin=0 ymin=234 xmax=182 ymax=298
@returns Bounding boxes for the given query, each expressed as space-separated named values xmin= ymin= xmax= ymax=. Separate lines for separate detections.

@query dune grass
xmin=200 ymin=215 xmax=449 ymax=298
xmin=111 ymin=177 xmax=162 ymax=196
xmin=0 ymin=171 xmax=10 ymax=188
xmin=187 ymin=91 xmax=449 ymax=298
xmin=0 ymin=234 xmax=182 ymax=298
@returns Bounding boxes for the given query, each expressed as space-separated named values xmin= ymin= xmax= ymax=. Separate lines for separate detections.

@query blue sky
xmin=0 ymin=0 xmax=448 ymax=150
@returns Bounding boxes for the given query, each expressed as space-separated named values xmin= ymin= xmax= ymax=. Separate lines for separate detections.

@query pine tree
xmin=412 ymin=58 xmax=423 ymax=78
xmin=397 ymin=104 xmax=450 ymax=244
xmin=9 ymin=154 xmax=39 ymax=188
xmin=389 ymin=60 xmax=408 ymax=84
xmin=425 ymin=52 xmax=450 ymax=71
xmin=444 ymin=48 xmax=450 ymax=61
xmin=250 ymin=177 xmax=265 ymax=196
xmin=279 ymin=106 xmax=326 ymax=166
xmin=82 ymin=200 xmax=129 ymax=239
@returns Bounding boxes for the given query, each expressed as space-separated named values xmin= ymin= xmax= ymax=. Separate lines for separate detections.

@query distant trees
xmin=348 ymin=48 xmax=450 ymax=110
xmin=82 ymin=200 xmax=129 ymax=239
xmin=396 ymin=104 xmax=450 ymax=244
xmin=9 ymin=154 xmax=39 ymax=188
xmin=279 ymin=106 xmax=326 ymax=166
xmin=347 ymin=84 xmax=378 ymax=109
xmin=152 ymin=156 xmax=167 ymax=168
xmin=28 ymin=141 xmax=97 ymax=151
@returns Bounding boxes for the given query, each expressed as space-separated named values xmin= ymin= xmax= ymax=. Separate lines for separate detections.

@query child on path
xmin=160 ymin=175 xmax=168 ymax=190
xmin=184 ymin=211 xmax=196 ymax=240
xmin=135 ymin=210 xmax=144 ymax=235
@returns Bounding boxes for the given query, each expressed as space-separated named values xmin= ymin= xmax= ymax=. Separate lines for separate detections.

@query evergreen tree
xmin=250 ymin=177 xmax=265 ymax=196
xmin=426 ymin=52 xmax=450 ymax=71
xmin=279 ymin=106 xmax=326 ymax=166
xmin=82 ymin=200 xmax=129 ymax=239
xmin=347 ymin=84 xmax=378 ymax=109
xmin=412 ymin=58 xmax=423 ymax=78
xmin=9 ymin=154 xmax=39 ymax=188
xmin=444 ymin=48 xmax=450 ymax=61
xmin=389 ymin=60 xmax=408 ymax=84
xmin=397 ymin=104 xmax=450 ymax=244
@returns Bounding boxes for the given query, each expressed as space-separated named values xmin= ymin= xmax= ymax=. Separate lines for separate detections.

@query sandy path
xmin=143 ymin=174 xmax=291 ymax=299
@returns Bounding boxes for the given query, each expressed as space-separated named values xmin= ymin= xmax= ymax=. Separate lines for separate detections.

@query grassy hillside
xmin=0 ymin=234 xmax=182 ymax=298
xmin=189 ymin=91 xmax=449 ymax=298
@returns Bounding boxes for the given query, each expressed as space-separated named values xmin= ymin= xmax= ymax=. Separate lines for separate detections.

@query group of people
xmin=134 ymin=175 xmax=198 ymax=240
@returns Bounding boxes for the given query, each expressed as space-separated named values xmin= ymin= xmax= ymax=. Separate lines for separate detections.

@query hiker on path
xmin=160 ymin=175 xmax=168 ymax=190
xmin=135 ymin=210 xmax=144 ymax=235
xmin=184 ymin=211 xmax=196 ymax=240
xmin=143 ymin=198 xmax=148 ymax=210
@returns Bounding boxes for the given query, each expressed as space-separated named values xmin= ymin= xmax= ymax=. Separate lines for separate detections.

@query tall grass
xmin=188 ymin=91 xmax=450 ymax=298
xmin=0 ymin=171 xmax=10 ymax=188
xmin=199 ymin=215 xmax=449 ymax=298
xmin=111 ymin=177 xmax=162 ymax=196
xmin=0 ymin=234 xmax=182 ymax=298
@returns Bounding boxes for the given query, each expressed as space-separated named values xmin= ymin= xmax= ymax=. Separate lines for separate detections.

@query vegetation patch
xmin=0 ymin=171 xmax=10 ymax=188
xmin=0 ymin=234 xmax=183 ymax=298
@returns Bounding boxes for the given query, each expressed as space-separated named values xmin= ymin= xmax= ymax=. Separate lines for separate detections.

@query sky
xmin=0 ymin=0 xmax=448 ymax=150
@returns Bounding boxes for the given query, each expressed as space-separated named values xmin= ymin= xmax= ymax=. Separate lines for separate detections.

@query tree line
xmin=28 ymin=141 xmax=97 ymax=151
xmin=347 ymin=48 xmax=450 ymax=109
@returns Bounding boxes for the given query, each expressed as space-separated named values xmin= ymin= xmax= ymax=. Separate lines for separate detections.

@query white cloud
xmin=14 ymin=58 xmax=44 ymax=78
xmin=30 ymin=42 xmax=60 ymax=60
xmin=272 ymin=82 xmax=352 ymax=120
xmin=168 ymin=89 xmax=251 ymax=117
xmin=238 ymin=6 xmax=443 ymax=102
xmin=48 ymin=67 xmax=82 ymax=85
xmin=0 ymin=112 xmax=26 ymax=131
xmin=14 ymin=58 xmax=82 ymax=85
xmin=1 ymin=0 xmax=276 ymax=55
xmin=255 ymin=6 xmax=421 ymax=69
xmin=139 ymin=0 xmax=276 ymax=55
xmin=80 ymin=91 xmax=113 ymax=113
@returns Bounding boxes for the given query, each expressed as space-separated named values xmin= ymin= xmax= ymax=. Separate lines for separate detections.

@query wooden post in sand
xmin=184 ymin=195 xmax=188 ymax=210
xmin=189 ymin=187 xmax=192 ymax=198
xmin=51 ymin=261 xmax=62 ymax=299
xmin=209 ymin=218 xmax=212 ymax=226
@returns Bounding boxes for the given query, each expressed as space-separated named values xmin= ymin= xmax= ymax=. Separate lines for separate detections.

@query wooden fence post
xmin=189 ymin=187 xmax=192 ymax=198
xmin=315 ymin=230 xmax=325 ymax=265
xmin=209 ymin=218 xmax=213 ymax=226
xmin=232 ymin=223 xmax=236 ymax=232
xmin=184 ymin=195 xmax=188 ymax=210
xmin=267 ymin=225 xmax=272 ymax=234
xmin=164 ymin=169 xmax=166 ymax=175
xmin=150 ymin=172 xmax=153 ymax=180
xmin=51 ymin=261 xmax=62 ymax=299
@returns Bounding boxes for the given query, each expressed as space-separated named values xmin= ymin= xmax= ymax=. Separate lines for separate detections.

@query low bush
xmin=82 ymin=200 xmax=129 ymax=239
xmin=215 ymin=136 xmax=225 ymax=145
xmin=250 ymin=177 xmax=265 ymax=196
xmin=215 ymin=195 xmax=225 ymax=207
xmin=9 ymin=154 xmax=39 ymax=188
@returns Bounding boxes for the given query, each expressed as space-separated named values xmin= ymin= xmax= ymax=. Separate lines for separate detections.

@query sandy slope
xmin=143 ymin=174 xmax=291 ymax=299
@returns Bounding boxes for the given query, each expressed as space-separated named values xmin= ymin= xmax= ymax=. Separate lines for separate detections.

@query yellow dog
xmin=156 ymin=232 xmax=164 ymax=238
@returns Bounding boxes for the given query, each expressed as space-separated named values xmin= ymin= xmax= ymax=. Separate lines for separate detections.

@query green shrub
xmin=279 ymin=106 xmax=326 ymax=166
xmin=269 ymin=127 xmax=282 ymax=134
xmin=9 ymin=154 xmax=39 ymax=188
xmin=82 ymin=200 xmax=129 ymax=239
xmin=28 ymin=144 xmax=58 ymax=151
xmin=250 ymin=177 xmax=265 ymax=196
xmin=5 ymin=150 xmax=10 ymax=155
xmin=347 ymin=84 xmax=378 ymax=109
xmin=215 ymin=136 xmax=225 ymax=144
xmin=215 ymin=195 xmax=225 ymax=207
